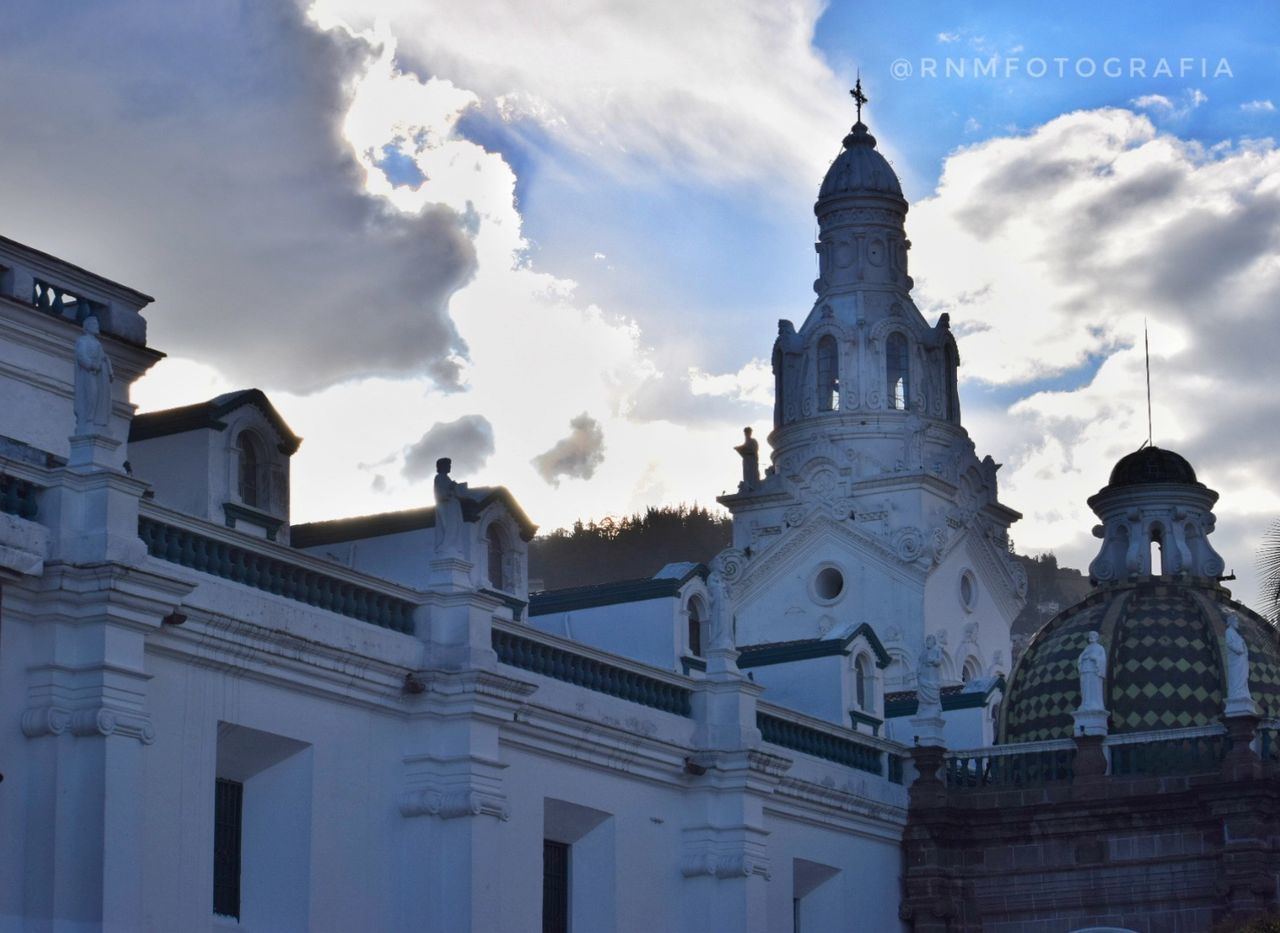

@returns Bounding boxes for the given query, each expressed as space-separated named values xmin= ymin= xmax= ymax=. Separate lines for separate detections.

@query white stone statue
xmin=734 ymin=427 xmax=760 ymax=491
xmin=916 ymin=635 xmax=943 ymax=718
xmin=1077 ymin=632 xmax=1107 ymax=712
xmin=706 ymin=566 xmax=734 ymax=653
xmin=73 ymin=316 xmax=113 ymax=435
xmin=1224 ymin=613 xmax=1255 ymax=713
xmin=432 ymin=457 xmax=467 ymax=558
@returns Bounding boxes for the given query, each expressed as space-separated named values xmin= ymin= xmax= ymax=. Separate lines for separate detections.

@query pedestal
xmin=67 ymin=432 xmax=122 ymax=471
xmin=910 ymin=713 xmax=946 ymax=748
xmin=1222 ymin=712 xmax=1261 ymax=781
xmin=427 ymin=554 xmax=475 ymax=590
xmin=1072 ymin=707 xmax=1109 ymax=737
xmin=908 ymin=743 xmax=948 ymax=809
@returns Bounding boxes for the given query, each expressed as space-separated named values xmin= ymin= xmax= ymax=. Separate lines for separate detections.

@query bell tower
xmin=716 ymin=91 xmax=1026 ymax=701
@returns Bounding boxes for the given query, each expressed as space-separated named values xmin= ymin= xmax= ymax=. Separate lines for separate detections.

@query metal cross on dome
xmin=850 ymin=76 xmax=868 ymax=122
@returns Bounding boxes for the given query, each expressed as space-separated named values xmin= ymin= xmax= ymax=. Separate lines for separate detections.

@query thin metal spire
xmin=850 ymin=74 xmax=868 ymax=123
xmin=1144 ymin=319 xmax=1153 ymax=449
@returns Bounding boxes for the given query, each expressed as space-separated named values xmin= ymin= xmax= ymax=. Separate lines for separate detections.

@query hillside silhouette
xmin=529 ymin=508 xmax=1090 ymax=635
xmin=528 ymin=504 xmax=731 ymax=591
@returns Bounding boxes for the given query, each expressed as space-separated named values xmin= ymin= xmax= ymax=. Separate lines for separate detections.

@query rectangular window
xmin=542 ymin=839 xmax=570 ymax=933
xmin=213 ymin=778 xmax=244 ymax=919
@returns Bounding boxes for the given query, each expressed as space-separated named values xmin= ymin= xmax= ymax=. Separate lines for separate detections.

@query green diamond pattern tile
xmin=1002 ymin=582 xmax=1280 ymax=743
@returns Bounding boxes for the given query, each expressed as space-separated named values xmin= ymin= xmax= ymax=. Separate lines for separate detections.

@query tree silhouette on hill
xmin=528 ymin=504 xmax=731 ymax=591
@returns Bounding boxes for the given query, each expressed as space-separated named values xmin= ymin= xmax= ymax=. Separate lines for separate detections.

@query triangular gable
xmin=130 ymin=388 xmax=302 ymax=454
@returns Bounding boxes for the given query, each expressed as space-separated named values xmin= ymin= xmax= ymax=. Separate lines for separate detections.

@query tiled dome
xmin=1000 ymin=580 xmax=1280 ymax=743
xmin=1107 ymin=446 xmax=1199 ymax=487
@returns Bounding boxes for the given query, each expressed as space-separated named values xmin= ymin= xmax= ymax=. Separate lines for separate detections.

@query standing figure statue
xmin=916 ymin=634 xmax=943 ymax=718
xmin=73 ymin=316 xmax=114 ymax=435
xmin=1077 ymin=632 xmax=1107 ymax=712
xmin=433 ymin=457 xmax=467 ymax=557
xmin=706 ymin=564 xmax=734 ymax=653
xmin=735 ymin=427 xmax=760 ymax=491
xmin=1224 ymin=613 xmax=1253 ymax=705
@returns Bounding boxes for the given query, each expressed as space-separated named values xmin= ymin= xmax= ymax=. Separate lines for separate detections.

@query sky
xmin=2 ymin=1 xmax=1279 ymax=606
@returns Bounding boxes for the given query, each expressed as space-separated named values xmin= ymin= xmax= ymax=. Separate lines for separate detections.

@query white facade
xmin=0 ymin=112 xmax=1022 ymax=933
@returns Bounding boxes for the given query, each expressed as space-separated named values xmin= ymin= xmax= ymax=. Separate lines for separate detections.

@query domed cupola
xmin=1087 ymin=445 xmax=1224 ymax=584
xmin=817 ymin=122 xmax=905 ymax=203
xmin=812 ymin=83 xmax=911 ymax=297
xmin=998 ymin=447 xmax=1280 ymax=744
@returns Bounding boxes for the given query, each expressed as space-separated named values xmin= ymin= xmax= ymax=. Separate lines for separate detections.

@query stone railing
xmin=944 ymin=737 xmax=1077 ymax=790
xmin=756 ymin=702 xmax=904 ymax=779
xmin=1106 ymin=724 xmax=1228 ymax=777
xmin=0 ymin=472 xmax=40 ymax=520
xmin=139 ymin=510 xmax=417 ymax=634
xmin=491 ymin=624 xmax=693 ymax=717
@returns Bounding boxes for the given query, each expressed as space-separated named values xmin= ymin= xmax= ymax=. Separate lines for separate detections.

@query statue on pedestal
xmin=73 ymin=317 xmax=114 ymax=435
xmin=1224 ymin=613 xmax=1256 ymax=715
xmin=706 ymin=565 xmax=734 ymax=653
xmin=916 ymin=635 xmax=943 ymax=719
xmin=433 ymin=457 xmax=467 ymax=558
xmin=734 ymin=427 xmax=760 ymax=491
xmin=1077 ymin=632 xmax=1107 ymax=712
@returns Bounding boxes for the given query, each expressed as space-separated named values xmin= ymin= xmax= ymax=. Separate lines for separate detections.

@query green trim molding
xmin=738 ymin=622 xmax=891 ymax=670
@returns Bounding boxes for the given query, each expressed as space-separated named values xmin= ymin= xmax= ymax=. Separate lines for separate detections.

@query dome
xmin=817 ymin=122 xmax=904 ymax=203
xmin=1107 ymin=446 xmax=1199 ymax=487
xmin=1000 ymin=580 xmax=1280 ymax=744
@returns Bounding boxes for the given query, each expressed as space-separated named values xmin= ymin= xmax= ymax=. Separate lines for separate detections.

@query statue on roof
xmin=1224 ymin=613 xmax=1257 ymax=716
xmin=433 ymin=457 xmax=467 ymax=558
xmin=735 ymin=427 xmax=760 ymax=491
xmin=1077 ymin=631 xmax=1107 ymax=712
xmin=916 ymin=634 xmax=943 ymax=718
xmin=73 ymin=316 xmax=114 ymax=435
xmin=706 ymin=563 xmax=735 ymax=653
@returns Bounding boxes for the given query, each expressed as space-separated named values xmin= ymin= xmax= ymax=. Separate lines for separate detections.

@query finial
xmin=850 ymin=74 xmax=868 ymax=124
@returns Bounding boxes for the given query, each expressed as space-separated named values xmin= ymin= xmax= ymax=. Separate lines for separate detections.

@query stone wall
xmin=902 ymin=731 xmax=1280 ymax=932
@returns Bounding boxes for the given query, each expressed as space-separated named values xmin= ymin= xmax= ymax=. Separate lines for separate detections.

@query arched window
xmin=487 ymin=525 xmax=508 ymax=590
xmin=886 ymin=333 xmax=909 ymax=410
xmin=962 ymin=658 xmax=981 ymax=684
xmin=687 ymin=599 xmax=703 ymax=657
xmin=237 ymin=432 xmax=263 ymax=507
xmin=816 ymin=336 xmax=839 ymax=412
xmin=855 ymin=654 xmax=872 ymax=710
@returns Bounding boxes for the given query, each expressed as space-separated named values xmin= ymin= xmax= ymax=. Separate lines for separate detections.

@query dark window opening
xmin=816 ymin=336 xmax=839 ymax=412
xmin=688 ymin=602 xmax=702 ymax=657
xmin=855 ymin=655 xmax=870 ymax=710
xmin=887 ymin=333 xmax=909 ymax=411
xmin=238 ymin=433 xmax=263 ymax=508
xmin=487 ymin=525 xmax=508 ymax=590
xmin=213 ymin=778 xmax=244 ymax=919
xmin=543 ymin=839 xmax=569 ymax=933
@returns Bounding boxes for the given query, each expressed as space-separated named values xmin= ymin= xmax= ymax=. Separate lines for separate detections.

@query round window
xmin=960 ymin=571 xmax=977 ymax=611
xmin=814 ymin=566 xmax=845 ymax=602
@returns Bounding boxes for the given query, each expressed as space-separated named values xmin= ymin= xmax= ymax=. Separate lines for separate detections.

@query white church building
xmin=0 ymin=107 xmax=1025 ymax=932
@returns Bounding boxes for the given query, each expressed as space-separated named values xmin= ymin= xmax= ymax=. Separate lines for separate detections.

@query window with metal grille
xmin=213 ymin=778 xmax=244 ymax=919
xmin=542 ymin=839 xmax=569 ymax=933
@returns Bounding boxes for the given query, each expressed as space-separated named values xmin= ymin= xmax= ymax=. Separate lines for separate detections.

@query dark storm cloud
xmin=402 ymin=415 xmax=495 ymax=480
xmin=0 ymin=1 xmax=475 ymax=393
xmin=531 ymin=413 xmax=605 ymax=486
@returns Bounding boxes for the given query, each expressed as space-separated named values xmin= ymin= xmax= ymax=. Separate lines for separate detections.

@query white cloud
xmin=1131 ymin=94 xmax=1173 ymax=110
xmin=1242 ymin=99 xmax=1276 ymax=113
xmin=307 ymin=0 xmax=853 ymax=198
xmin=910 ymin=108 xmax=1280 ymax=603
xmin=937 ymin=31 xmax=961 ymax=43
